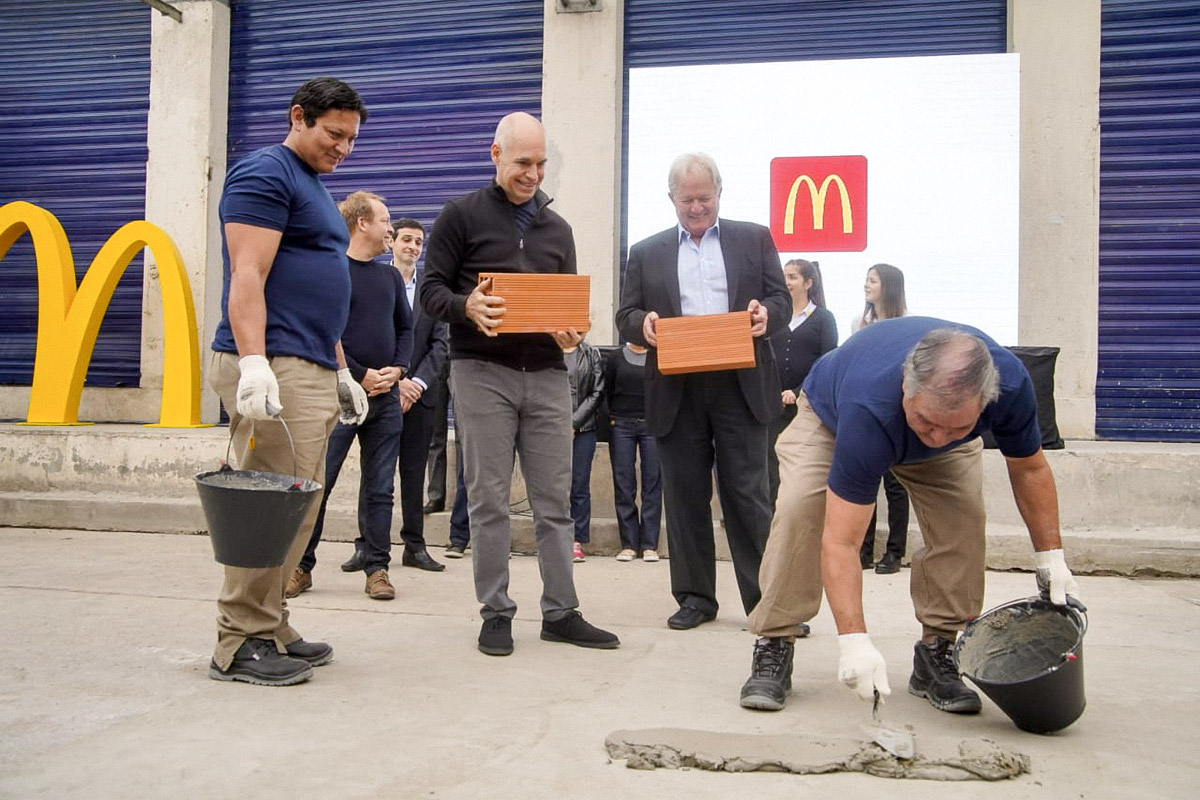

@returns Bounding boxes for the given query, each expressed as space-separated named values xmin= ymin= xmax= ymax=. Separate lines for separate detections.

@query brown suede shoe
xmin=365 ymin=569 xmax=395 ymax=600
xmin=285 ymin=568 xmax=312 ymax=599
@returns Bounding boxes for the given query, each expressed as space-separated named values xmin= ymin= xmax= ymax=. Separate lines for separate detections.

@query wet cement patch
xmin=605 ymin=728 xmax=1030 ymax=781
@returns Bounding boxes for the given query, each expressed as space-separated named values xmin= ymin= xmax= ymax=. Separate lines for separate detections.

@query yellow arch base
xmin=0 ymin=201 xmax=206 ymax=427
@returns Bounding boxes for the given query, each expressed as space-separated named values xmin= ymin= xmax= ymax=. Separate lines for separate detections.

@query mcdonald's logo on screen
xmin=769 ymin=156 xmax=867 ymax=252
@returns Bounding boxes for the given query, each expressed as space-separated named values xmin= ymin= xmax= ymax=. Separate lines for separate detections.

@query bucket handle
xmin=223 ymin=406 xmax=302 ymax=485
xmin=982 ymin=594 xmax=1088 ymax=638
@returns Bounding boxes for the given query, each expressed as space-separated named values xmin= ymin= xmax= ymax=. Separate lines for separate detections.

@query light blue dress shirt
xmin=676 ymin=222 xmax=728 ymax=316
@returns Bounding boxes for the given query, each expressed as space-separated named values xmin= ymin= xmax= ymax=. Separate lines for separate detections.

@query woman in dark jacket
xmin=564 ymin=338 xmax=603 ymax=561
xmin=767 ymin=259 xmax=838 ymax=506
xmin=604 ymin=342 xmax=662 ymax=562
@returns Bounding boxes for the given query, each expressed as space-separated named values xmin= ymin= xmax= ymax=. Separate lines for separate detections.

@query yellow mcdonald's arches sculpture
xmin=0 ymin=200 xmax=204 ymax=427
xmin=782 ymin=173 xmax=853 ymax=236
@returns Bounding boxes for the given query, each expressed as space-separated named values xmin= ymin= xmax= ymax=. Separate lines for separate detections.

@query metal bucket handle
xmin=223 ymin=403 xmax=302 ymax=485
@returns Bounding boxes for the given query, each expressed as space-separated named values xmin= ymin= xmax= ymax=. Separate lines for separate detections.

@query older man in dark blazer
xmin=616 ymin=153 xmax=791 ymax=630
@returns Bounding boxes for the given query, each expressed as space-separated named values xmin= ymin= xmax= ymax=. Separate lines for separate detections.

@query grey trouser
xmin=449 ymin=358 xmax=579 ymax=621
xmin=208 ymin=351 xmax=339 ymax=669
xmin=749 ymin=392 xmax=986 ymax=642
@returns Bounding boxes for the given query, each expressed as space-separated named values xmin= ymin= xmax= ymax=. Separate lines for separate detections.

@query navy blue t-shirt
xmin=803 ymin=317 xmax=1041 ymax=504
xmin=340 ymin=256 xmax=413 ymax=382
xmin=211 ymin=144 xmax=351 ymax=370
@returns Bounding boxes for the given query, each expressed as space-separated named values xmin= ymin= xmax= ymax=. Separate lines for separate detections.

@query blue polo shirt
xmin=803 ymin=317 xmax=1041 ymax=504
xmin=211 ymin=144 xmax=351 ymax=370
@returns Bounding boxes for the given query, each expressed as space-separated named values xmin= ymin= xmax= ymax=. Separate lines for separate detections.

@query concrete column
xmin=539 ymin=0 xmax=623 ymax=345
xmin=141 ymin=0 xmax=230 ymax=424
xmin=1009 ymin=0 xmax=1101 ymax=439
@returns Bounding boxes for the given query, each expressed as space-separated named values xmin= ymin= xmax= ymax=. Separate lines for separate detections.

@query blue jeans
xmin=449 ymin=437 xmax=470 ymax=547
xmin=301 ymin=390 xmax=403 ymax=575
xmin=608 ymin=416 xmax=662 ymax=551
xmin=570 ymin=430 xmax=597 ymax=543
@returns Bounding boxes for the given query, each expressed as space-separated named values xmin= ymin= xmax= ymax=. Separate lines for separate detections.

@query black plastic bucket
xmin=954 ymin=596 xmax=1088 ymax=734
xmin=194 ymin=416 xmax=323 ymax=569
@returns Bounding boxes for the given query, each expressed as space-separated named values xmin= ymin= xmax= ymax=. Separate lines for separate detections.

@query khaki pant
xmin=748 ymin=392 xmax=986 ymax=642
xmin=208 ymin=352 xmax=339 ymax=669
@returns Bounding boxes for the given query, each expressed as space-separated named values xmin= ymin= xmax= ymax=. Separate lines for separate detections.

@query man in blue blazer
xmin=615 ymin=153 xmax=791 ymax=630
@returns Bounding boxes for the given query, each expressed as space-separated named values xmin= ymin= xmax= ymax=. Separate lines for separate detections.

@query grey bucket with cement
xmin=954 ymin=596 xmax=1087 ymax=734
xmin=194 ymin=416 xmax=323 ymax=569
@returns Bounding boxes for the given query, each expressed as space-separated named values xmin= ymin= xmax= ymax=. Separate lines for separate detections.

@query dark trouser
xmin=570 ymin=430 xmax=597 ymax=544
xmin=860 ymin=470 xmax=910 ymax=563
xmin=658 ymin=371 xmax=771 ymax=617
xmin=767 ymin=404 xmax=798 ymax=508
xmin=397 ymin=397 xmax=437 ymax=550
xmin=301 ymin=391 xmax=402 ymax=575
xmin=609 ymin=415 xmax=662 ymax=551
xmin=425 ymin=379 xmax=449 ymax=506
xmin=449 ymin=435 xmax=470 ymax=547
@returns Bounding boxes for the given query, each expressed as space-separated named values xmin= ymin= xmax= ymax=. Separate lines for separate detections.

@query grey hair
xmin=902 ymin=328 xmax=1000 ymax=408
xmin=668 ymin=153 xmax=723 ymax=195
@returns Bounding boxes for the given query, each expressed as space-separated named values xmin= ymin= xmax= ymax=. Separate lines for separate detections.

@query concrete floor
xmin=0 ymin=526 xmax=1196 ymax=798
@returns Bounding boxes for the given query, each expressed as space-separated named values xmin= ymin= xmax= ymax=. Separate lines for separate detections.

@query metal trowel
xmin=862 ymin=689 xmax=915 ymax=759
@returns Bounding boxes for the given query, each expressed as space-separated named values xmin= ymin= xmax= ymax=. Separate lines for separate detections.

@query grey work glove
xmin=336 ymin=368 xmax=369 ymax=425
xmin=236 ymin=355 xmax=281 ymax=420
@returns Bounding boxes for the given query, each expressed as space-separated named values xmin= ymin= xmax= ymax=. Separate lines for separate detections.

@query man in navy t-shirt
xmin=739 ymin=318 xmax=1082 ymax=717
xmin=207 ymin=77 xmax=370 ymax=687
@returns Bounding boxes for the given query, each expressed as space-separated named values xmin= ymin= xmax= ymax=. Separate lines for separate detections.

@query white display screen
xmin=627 ymin=54 xmax=1020 ymax=344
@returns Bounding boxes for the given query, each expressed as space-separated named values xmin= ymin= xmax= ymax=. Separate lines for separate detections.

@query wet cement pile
xmin=605 ymin=728 xmax=1030 ymax=781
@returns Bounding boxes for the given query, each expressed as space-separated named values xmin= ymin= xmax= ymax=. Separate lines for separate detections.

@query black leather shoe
xmin=541 ymin=610 xmax=620 ymax=649
xmin=909 ymin=637 xmax=983 ymax=713
xmin=478 ymin=616 xmax=513 ymax=656
xmin=340 ymin=550 xmax=365 ymax=573
xmin=740 ymin=637 xmax=795 ymax=711
xmin=423 ymin=499 xmax=445 ymax=514
xmin=667 ymin=606 xmax=716 ymax=630
xmin=875 ymin=553 xmax=901 ymax=574
xmin=208 ymin=638 xmax=312 ymax=686
xmin=284 ymin=638 xmax=333 ymax=667
xmin=402 ymin=547 xmax=446 ymax=572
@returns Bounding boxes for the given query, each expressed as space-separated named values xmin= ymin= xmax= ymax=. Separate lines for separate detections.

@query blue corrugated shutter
xmin=0 ymin=1 xmax=150 ymax=387
xmin=227 ymin=0 xmax=544 ymax=234
xmin=620 ymin=0 xmax=1008 ymax=282
xmin=1098 ymin=1 xmax=1200 ymax=442
xmin=625 ymin=0 xmax=1008 ymax=67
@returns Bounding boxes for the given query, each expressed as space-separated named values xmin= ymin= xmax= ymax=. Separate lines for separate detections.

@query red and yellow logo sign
xmin=769 ymin=156 xmax=867 ymax=252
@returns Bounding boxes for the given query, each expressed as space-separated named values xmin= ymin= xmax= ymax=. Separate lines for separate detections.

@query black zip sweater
xmin=420 ymin=182 xmax=576 ymax=372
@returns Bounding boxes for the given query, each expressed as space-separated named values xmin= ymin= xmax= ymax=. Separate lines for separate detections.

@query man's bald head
xmin=490 ymin=112 xmax=547 ymax=205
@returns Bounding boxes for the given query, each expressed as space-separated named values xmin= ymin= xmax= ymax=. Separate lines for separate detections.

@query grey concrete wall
xmin=1009 ymin=0 xmax=1101 ymax=438
xmin=540 ymin=0 xmax=624 ymax=345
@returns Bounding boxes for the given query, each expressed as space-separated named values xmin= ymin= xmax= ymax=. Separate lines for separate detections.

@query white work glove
xmin=236 ymin=355 xmax=281 ymax=419
xmin=336 ymin=368 xmax=369 ymax=425
xmin=1035 ymin=548 xmax=1081 ymax=606
xmin=837 ymin=633 xmax=891 ymax=702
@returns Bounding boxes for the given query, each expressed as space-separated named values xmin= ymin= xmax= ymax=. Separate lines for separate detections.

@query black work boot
xmin=908 ymin=637 xmax=982 ymax=713
xmin=209 ymin=638 xmax=313 ymax=686
xmin=739 ymin=637 xmax=795 ymax=711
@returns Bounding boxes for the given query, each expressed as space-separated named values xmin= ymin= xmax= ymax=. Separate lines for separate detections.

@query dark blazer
xmin=406 ymin=276 xmax=450 ymax=411
xmin=615 ymin=219 xmax=791 ymax=437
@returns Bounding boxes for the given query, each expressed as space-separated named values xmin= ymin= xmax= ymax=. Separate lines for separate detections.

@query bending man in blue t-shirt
xmin=739 ymin=318 xmax=1082 ymax=716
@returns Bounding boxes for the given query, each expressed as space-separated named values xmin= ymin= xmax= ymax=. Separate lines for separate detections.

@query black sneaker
xmin=478 ymin=616 xmax=514 ymax=656
xmin=209 ymin=637 xmax=313 ymax=686
xmin=284 ymin=638 xmax=333 ymax=667
xmin=445 ymin=544 xmax=466 ymax=559
xmin=739 ymin=637 xmax=795 ymax=711
xmin=909 ymin=637 xmax=982 ymax=713
xmin=540 ymin=611 xmax=620 ymax=649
